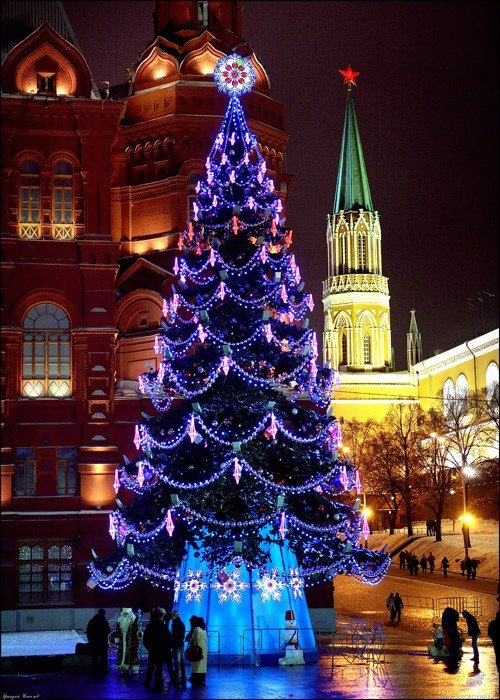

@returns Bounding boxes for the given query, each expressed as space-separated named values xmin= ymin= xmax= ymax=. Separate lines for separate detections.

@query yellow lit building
xmin=322 ymin=77 xmax=499 ymax=423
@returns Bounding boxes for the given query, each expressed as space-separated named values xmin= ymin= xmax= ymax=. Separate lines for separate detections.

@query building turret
xmin=407 ymin=308 xmax=422 ymax=369
xmin=323 ymin=66 xmax=392 ymax=372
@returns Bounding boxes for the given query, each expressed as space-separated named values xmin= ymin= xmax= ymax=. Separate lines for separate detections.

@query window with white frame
xmin=52 ymin=160 xmax=74 ymax=239
xmin=443 ymin=378 xmax=455 ymax=417
xmin=22 ymin=304 xmax=71 ymax=398
xmin=456 ymin=373 xmax=469 ymax=414
xmin=18 ymin=542 xmax=73 ymax=605
xmin=19 ymin=160 xmax=41 ymax=238
xmin=485 ymin=361 xmax=499 ymax=411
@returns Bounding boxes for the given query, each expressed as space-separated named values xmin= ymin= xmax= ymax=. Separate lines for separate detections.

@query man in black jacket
xmin=171 ymin=611 xmax=187 ymax=687
xmin=462 ymin=610 xmax=481 ymax=667
xmin=86 ymin=608 xmax=111 ymax=673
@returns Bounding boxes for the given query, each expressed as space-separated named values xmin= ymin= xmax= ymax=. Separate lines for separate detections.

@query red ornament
xmin=338 ymin=65 xmax=360 ymax=87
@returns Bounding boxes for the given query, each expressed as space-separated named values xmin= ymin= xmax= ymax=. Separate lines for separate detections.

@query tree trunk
xmin=435 ymin=506 xmax=444 ymax=542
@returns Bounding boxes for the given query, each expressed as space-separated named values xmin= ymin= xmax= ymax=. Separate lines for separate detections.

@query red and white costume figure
xmin=116 ymin=607 xmax=140 ymax=673
xmin=278 ymin=610 xmax=305 ymax=666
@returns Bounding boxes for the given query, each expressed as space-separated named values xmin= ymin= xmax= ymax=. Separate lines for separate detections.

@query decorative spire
xmin=333 ymin=66 xmax=374 ymax=213
xmin=407 ymin=308 xmax=423 ymax=369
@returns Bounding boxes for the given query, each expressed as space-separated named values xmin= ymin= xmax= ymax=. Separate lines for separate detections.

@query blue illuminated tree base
xmin=177 ymin=540 xmax=318 ymax=665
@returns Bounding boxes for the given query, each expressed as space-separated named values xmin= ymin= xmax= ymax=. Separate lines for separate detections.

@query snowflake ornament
xmin=212 ymin=568 xmax=249 ymax=603
xmin=213 ymin=54 xmax=256 ymax=96
xmin=181 ymin=568 xmax=207 ymax=603
xmin=288 ymin=567 xmax=304 ymax=599
xmin=173 ymin=571 xmax=181 ymax=603
xmin=255 ymin=568 xmax=285 ymax=603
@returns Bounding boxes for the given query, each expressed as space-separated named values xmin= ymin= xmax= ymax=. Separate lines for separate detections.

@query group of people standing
xmin=459 ymin=555 xmax=479 ymax=580
xmin=398 ymin=550 xmax=437 ymax=575
xmin=385 ymin=592 xmax=404 ymax=622
xmin=86 ymin=607 xmax=207 ymax=689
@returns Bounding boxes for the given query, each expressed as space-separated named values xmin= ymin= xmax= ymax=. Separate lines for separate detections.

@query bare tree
xmin=415 ymin=410 xmax=454 ymax=541
xmin=364 ymin=426 xmax=404 ymax=535
xmin=384 ymin=403 xmax=426 ymax=536
xmin=340 ymin=418 xmax=376 ymax=505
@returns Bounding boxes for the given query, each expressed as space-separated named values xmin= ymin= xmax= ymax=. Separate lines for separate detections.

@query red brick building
xmin=1 ymin=1 xmax=298 ymax=621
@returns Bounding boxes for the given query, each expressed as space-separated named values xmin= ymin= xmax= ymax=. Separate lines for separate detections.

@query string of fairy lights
xmin=88 ymin=54 xmax=390 ymax=602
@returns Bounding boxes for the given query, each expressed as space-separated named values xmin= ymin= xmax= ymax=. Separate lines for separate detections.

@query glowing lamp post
xmin=449 ymin=488 xmax=456 ymax=532
xmin=460 ymin=465 xmax=475 ymax=558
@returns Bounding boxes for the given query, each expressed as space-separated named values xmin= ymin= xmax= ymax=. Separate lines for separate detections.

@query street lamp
xmin=449 ymin=488 xmax=456 ymax=531
xmin=459 ymin=465 xmax=475 ymax=559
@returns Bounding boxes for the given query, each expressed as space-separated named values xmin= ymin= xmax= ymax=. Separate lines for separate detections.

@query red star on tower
xmin=338 ymin=65 xmax=360 ymax=88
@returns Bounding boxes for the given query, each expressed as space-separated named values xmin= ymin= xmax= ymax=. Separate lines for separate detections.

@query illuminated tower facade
xmin=323 ymin=68 xmax=392 ymax=373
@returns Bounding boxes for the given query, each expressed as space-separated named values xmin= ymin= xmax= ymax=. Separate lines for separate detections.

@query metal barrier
xmin=403 ymin=595 xmax=436 ymax=610
xmin=332 ymin=617 xmax=385 ymax=670
xmin=433 ymin=596 xmax=483 ymax=619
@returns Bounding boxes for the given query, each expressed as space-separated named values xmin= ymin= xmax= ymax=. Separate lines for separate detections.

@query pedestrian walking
xmin=186 ymin=615 xmax=207 ymax=686
xmin=471 ymin=558 xmax=478 ymax=579
xmin=420 ymin=554 xmax=428 ymax=573
xmin=413 ymin=554 xmax=419 ymax=575
xmin=171 ymin=611 xmax=186 ymax=688
xmin=143 ymin=607 xmax=168 ymax=691
xmin=460 ymin=560 xmax=466 ymax=576
xmin=487 ymin=610 xmax=500 ymax=672
xmin=394 ymin=593 xmax=404 ymax=623
xmin=428 ymin=551 xmax=436 ymax=574
xmin=86 ymin=608 xmax=110 ymax=674
xmin=399 ymin=550 xmax=406 ymax=569
xmin=386 ymin=592 xmax=396 ymax=622
xmin=464 ymin=556 xmax=472 ymax=580
xmin=441 ymin=556 xmax=450 ymax=577
xmin=462 ymin=610 xmax=480 ymax=667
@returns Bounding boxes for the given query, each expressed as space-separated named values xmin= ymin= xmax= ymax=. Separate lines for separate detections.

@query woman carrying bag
xmin=185 ymin=616 xmax=207 ymax=685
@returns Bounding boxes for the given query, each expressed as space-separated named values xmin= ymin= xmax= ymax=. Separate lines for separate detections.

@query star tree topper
xmin=213 ymin=54 xmax=256 ymax=96
xmin=338 ymin=65 xmax=360 ymax=89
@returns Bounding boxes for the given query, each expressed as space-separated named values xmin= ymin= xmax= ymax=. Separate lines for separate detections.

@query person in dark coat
xmin=487 ymin=610 xmax=500 ymax=672
xmin=171 ymin=611 xmax=186 ymax=687
xmin=143 ymin=607 xmax=168 ymax=690
xmin=428 ymin=551 xmax=436 ymax=573
xmin=462 ymin=610 xmax=480 ymax=666
xmin=393 ymin=593 xmax=404 ymax=622
xmin=399 ymin=551 xmax=406 ymax=569
xmin=420 ymin=554 xmax=428 ymax=573
xmin=442 ymin=607 xmax=461 ymax=671
xmin=163 ymin=611 xmax=176 ymax=685
xmin=464 ymin=556 xmax=472 ymax=580
xmin=471 ymin=558 xmax=479 ymax=579
xmin=86 ymin=608 xmax=111 ymax=673
xmin=441 ymin=556 xmax=450 ymax=577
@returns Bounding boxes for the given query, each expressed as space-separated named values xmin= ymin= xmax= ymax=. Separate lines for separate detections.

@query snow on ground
xmin=367 ymin=519 xmax=499 ymax=579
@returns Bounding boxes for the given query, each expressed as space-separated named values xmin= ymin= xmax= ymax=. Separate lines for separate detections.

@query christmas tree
xmin=89 ymin=54 xmax=390 ymax=659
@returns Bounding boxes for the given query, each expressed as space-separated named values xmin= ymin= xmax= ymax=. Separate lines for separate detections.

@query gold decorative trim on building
xmin=18 ymin=223 xmax=41 ymax=239
xmin=323 ymin=273 xmax=389 ymax=296
xmin=51 ymin=224 xmax=74 ymax=240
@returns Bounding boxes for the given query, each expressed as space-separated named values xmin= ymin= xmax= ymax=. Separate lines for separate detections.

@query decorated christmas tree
xmin=88 ymin=54 xmax=390 ymax=660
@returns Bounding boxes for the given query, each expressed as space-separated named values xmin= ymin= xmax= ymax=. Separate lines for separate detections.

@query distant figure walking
xmin=441 ymin=556 xmax=450 ymax=578
xmin=86 ymin=608 xmax=110 ymax=674
xmin=394 ymin=593 xmax=404 ymax=623
xmin=464 ymin=556 xmax=472 ymax=580
xmin=462 ymin=610 xmax=480 ymax=668
xmin=460 ymin=560 xmax=466 ymax=576
xmin=428 ymin=551 xmax=436 ymax=574
xmin=420 ymin=554 xmax=428 ymax=573
xmin=471 ymin=558 xmax=478 ymax=580
xmin=386 ymin=593 xmax=396 ymax=622
xmin=487 ymin=610 xmax=500 ymax=672
xmin=399 ymin=551 xmax=406 ymax=569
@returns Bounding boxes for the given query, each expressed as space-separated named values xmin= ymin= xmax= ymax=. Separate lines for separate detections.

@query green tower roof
xmin=333 ymin=94 xmax=373 ymax=213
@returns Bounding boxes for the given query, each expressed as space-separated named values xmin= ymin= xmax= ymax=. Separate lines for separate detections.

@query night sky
xmin=63 ymin=1 xmax=498 ymax=369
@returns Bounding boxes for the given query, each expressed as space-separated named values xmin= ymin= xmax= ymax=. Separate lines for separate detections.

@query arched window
xmin=52 ymin=161 xmax=74 ymax=239
xmin=341 ymin=333 xmax=348 ymax=365
xmin=358 ymin=232 xmax=366 ymax=271
xmin=363 ymin=334 xmax=371 ymax=364
xmin=443 ymin=378 xmax=455 ymax=417
xmin=486 ymin=362 xmax=498 ymax=402
xmin=19 ymin=160 xmax=41 ymax=239
xmin=22 ymin=304 xmax=71 ymax=397
xmin=456 ymin=373 xmax=469 ymax=414
xmin=197 ymin=1 xmax=209 ymax=25
xmin=187 ymin=172 xmax=203 ymax=220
